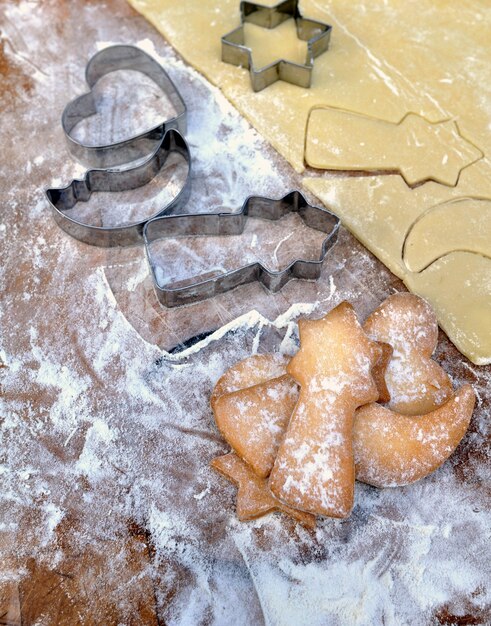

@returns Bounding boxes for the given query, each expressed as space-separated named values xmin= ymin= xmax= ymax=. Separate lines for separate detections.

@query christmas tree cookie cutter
xmin=46 ymin=129 xmax=191 ymax=247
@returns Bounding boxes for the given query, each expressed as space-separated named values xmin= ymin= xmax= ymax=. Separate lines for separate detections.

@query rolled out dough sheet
xmin=128 ymin=0 xmax=491 ymax=364
xmin=303 ymin=174 xmax=491 ymax=365
xmin=127 ymin=0 xmax=476 ymax=173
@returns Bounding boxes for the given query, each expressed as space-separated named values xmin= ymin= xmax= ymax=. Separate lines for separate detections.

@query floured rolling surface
xmin=0 ymin=0 xmax=490 ymax=624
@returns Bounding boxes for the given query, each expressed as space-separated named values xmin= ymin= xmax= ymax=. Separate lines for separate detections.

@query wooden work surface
xmin=0 ymin=1 xmax=490 ymax=624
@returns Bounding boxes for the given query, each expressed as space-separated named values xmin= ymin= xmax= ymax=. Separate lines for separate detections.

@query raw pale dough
xmin=128 ymin=0 xmax=491 ymax=363
xmin=243 ymin=20 xmax=308 ymax=70
xmin=403 ymin=198 xmax=491 ymax=272
xmin=306 ymin=109 xmax=482 ymax=187
xmin=304 ymin=175 xmax=491 ymax=365
xmin=404 ymin=252 xmax=491 ymax=365
xmin=128 ymin=0 xmax=480 ymax=173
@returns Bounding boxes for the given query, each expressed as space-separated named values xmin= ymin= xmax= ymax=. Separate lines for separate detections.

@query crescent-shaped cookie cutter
xmin=221 ymin=0 xmax=332 ymax=92
xmin=62 ymin=44 xmax=187 ymax=168
xmin=144 ymin=190 xmax=340 ymax=307
xmin=46 ymin=129 xmax=191 ymax=247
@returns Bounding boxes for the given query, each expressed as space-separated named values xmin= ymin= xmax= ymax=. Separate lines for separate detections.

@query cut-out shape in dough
xmin=130 ymin=0 xmax=491 ymax=364
xmin=269 ymin=302 xmax=381 ymax=518
xmin=211 ymin=452 xmax=316 ymax=527
xmin=363 ymin=293 xmax=453 ymax=416
xmin=213 ymin=375 xmax=298 ymax=478
xmin=128 ymin=0 xmax=491 ymax=175
xmin=403 ymin=197 xmax=491 ymax=272
xmin=306 ymin=109 xmax=482 ymax=187
xmin=354 ymin=385 xmax=475 ymax=488
xmin=303 ymin=175 xmax=491 ymax=365
xmin=404 ymin=251 xmax=491 ymax=366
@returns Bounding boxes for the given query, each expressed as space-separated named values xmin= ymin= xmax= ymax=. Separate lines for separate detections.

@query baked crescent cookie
xmin=354 ymin=385 xmax=475 ymax=487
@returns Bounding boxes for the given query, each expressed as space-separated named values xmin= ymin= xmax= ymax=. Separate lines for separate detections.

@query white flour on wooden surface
xmin=1 ymin=4 xmax=490 ymax=625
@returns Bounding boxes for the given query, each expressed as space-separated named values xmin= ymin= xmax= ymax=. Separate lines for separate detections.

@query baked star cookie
xmin=268 ymin=302 xmax=382 ymax=518
xmin=211 ymin=453 xmax=316 ymax=528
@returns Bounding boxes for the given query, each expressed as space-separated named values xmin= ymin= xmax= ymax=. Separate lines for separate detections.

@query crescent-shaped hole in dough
xmin=402 ymin=197 xmax=491 ymax=273
xmin=404 ymin=251 xmax=491 ymax=366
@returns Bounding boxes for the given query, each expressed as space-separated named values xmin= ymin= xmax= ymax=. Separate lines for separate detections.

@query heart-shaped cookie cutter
xmin=62 ymin=45 xmax=187 ymax=168
xmin=46 ymin=129 xmax=190 ymax=247
xmin=144 ymin=190 xmax=340 ymax=306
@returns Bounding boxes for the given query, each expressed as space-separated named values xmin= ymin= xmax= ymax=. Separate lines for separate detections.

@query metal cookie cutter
xmin=144 ymin=190 xmax=340 ymax=307
xmin=62 ymin=45 xmax=187 ymax=168
xmin=221 ymin=0 xmax=332 ymax=92
xmin=46 ymin=129 xmax=190 ymax=247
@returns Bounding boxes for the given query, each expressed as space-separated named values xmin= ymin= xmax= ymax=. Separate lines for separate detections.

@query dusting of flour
xmin=0 ymin=3 xmax=490 ymax=625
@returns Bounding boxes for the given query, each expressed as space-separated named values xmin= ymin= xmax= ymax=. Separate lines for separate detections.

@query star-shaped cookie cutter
xmin=144 ymin=190 xmax=340 ymax=307
xmin=221 ymin=0 xmax=332 ymax=92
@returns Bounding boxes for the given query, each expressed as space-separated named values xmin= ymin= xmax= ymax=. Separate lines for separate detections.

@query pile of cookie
xmin=210 ymin=294 xmax=475 ymax=528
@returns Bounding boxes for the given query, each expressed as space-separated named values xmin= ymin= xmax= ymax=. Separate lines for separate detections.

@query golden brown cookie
xmin=363 ymin=292 xmax=453 ymax=415
xmin=212 ymin=375 xmax=298 ymax=478
xmin=211 ymin=354 xmax=289 ymax=409
xmin=211 ymin=453 xmax=316 ymax=528
xmin=269 ymin=302 xmax=382 ymax=518
xmin=354 ymin=385 xmax=475 ymax=487
xmin=212 ymin=339 xmax=391 ymax=481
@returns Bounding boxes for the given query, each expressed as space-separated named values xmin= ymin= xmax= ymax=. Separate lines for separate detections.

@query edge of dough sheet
xmin=303 ymin=176 xmax=491 ymax=366
xmin=126 ymin=0 xmax=456 ymax=174
xmin=126 ymin=0 xmax=308 ymax=173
